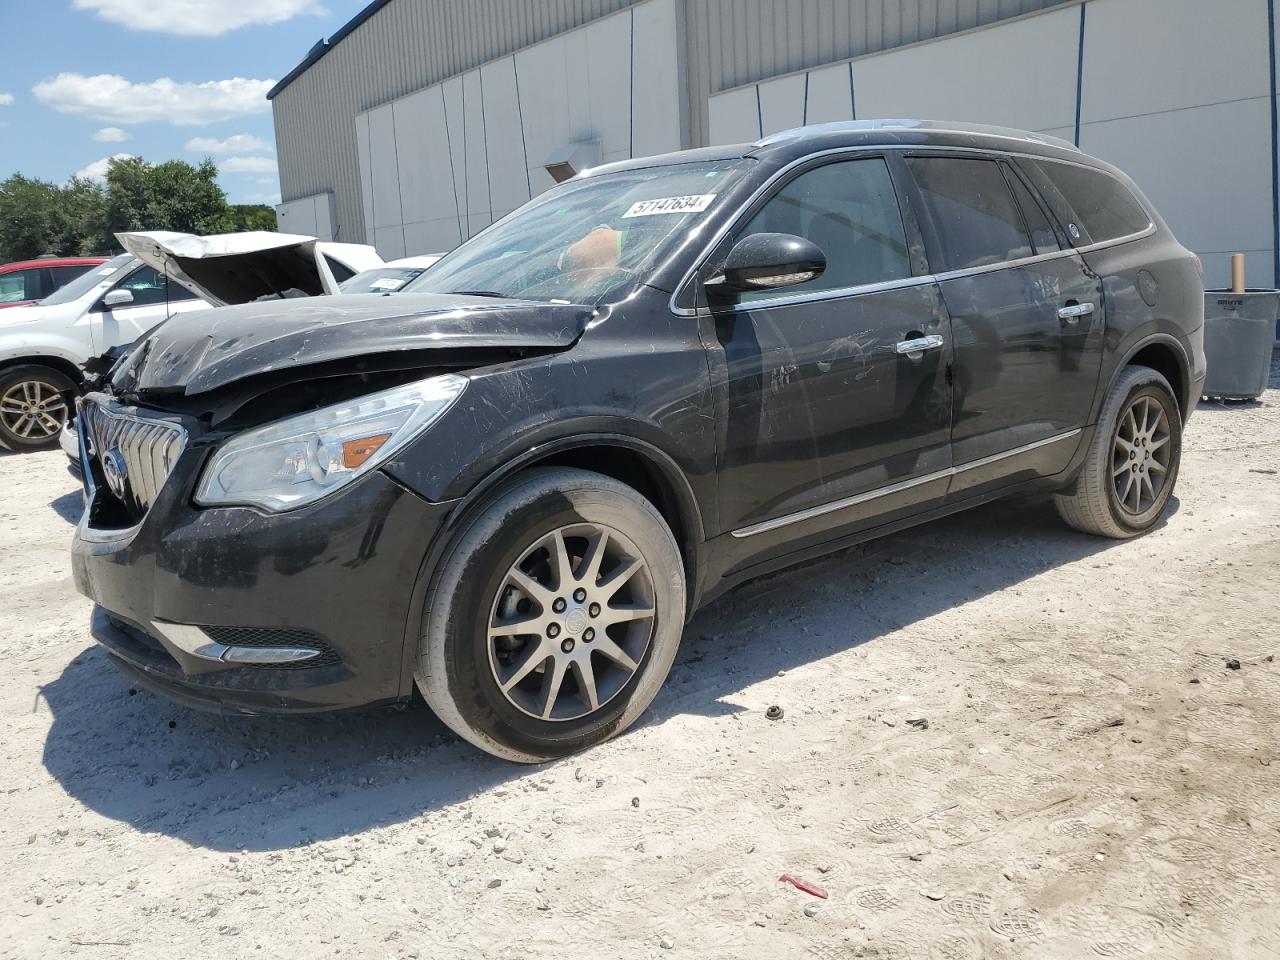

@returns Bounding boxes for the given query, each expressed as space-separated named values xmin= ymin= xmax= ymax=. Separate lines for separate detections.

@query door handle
xmin=1057 ymin=301 xmax=1095 ymax=322
xmin=895 ymin=334 xmax=945 ymax=359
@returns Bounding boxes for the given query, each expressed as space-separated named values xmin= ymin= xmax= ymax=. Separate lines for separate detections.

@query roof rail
xmin=754 ymin=119 xmax=1081 ymax=153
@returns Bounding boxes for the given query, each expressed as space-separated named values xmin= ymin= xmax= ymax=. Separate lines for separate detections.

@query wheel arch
xmin=1111 ymin=333 xmax=1191 ymax=421
xmin=0 ymin=355 xmax=85 ymax=389
xmin=394 ymin=433 xmax=708 ymax=698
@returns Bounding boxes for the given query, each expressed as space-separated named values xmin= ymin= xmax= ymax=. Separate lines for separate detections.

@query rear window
xmin=904 ymin=157 xmax=1033 ymax=272
xmin=1030 ymin=160 xmax=1150 ymax=243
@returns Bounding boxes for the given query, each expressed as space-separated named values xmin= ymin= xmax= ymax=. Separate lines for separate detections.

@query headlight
xmin=195 ymin=374 xmax=467 ymax=512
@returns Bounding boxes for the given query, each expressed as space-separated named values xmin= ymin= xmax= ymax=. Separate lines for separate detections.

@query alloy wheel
xmin=487 ymin=522 xmax=656 ymax=722
xmin=1111 ymin=394 xmax=1171 ymax=515
xmin=0 ymin=379 xmax=68 ymax=441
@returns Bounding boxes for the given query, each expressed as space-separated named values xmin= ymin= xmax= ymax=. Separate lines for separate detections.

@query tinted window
xmin=324 ymin=255 xmax=356 ymax=284
xmin=113 ymin=265 xmax=197 ymax=307
xmin=0 ymin=269 xmax=42 ymax=303
xmin=736 ymin=157 xmax=910 ymax=300
xmin=905 ymin=157 xmax=1033 ymax=271
xmin=1005 ymin=166 xmax=1061 ymax=254
xmin=50 ymin=264 xmax=97 ymax=287
xmin=1031 ymin=160 xmax=1150 ymax=243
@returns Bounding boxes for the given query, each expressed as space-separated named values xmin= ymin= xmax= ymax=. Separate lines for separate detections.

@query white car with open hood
xmin=117 ymin=231 xmax=382 ymax=305
xmin=0 ymin=230 xmax=380 ymax=452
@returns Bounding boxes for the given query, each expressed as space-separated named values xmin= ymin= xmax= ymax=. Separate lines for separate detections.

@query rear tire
xmin=1055 ymin=365 xmax=1182 ymax=538
xmin=0 ymin=365 xmax=77 ymax=451
xmin=416 ymin=467 xmax=685 ymax=762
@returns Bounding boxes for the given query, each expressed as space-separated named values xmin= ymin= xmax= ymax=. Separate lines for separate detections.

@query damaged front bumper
xmin=71 ymin=428 xmax=451 ymax=714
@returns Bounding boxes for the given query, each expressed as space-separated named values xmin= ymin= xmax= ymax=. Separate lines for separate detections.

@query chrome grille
xmin=81 ymin=395 xmax=187 ymax=521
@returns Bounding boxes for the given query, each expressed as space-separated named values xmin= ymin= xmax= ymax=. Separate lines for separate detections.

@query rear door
xmin=901 ymin=153 xmax=1104 ymax=493
xmin=702 ymin=153 xmax=953 ymax=540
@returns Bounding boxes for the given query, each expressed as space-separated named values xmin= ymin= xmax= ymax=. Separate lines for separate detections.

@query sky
xmin=0 ymin=0 xmax=370 ymax=206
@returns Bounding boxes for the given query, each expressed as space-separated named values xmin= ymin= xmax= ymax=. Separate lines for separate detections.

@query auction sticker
xmin=622 ymin=194 xmax=716 ymax=218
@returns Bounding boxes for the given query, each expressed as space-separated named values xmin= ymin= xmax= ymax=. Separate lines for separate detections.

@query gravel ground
xmin=3 ymin=358 xmax=1279 ymax=959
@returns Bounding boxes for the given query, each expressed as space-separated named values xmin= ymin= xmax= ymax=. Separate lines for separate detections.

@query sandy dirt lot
xmin=2 ymin=361 xmax=1279 ymax=959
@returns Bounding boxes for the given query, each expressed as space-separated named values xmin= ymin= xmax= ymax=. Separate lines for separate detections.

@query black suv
xmin=72 ymin=121 xmax=1206 ymax=761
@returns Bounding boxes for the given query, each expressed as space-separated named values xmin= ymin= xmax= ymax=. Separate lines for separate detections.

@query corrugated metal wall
xmin=272 ymin=0 xmax=635 ymax=243
xmin=681 ymin=0 xmax=1072 ymax=147
xmin=273 ymin=0 xmax=1071 ymax=243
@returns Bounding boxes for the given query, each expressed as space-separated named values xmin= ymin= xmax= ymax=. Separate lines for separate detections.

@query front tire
xmin=1055 ymin=364 xmax=1182 ymax=538
xmin=416 ymin=467 xmax=686 ymax=762
xmin=0 ymin=365 xmax=77 ymax=451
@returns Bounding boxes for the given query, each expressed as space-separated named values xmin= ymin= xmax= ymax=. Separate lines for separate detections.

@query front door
xmin=703 ymin=155 xmax=953 ymax=540
xmin=94 ymin=264 xmax=206 ymax=352
xmin=900 ymin=155 xmax=1104 ymax=493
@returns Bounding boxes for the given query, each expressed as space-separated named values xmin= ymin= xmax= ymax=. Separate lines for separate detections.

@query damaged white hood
xmin=116 ymin=230 xmax=384 ymax=306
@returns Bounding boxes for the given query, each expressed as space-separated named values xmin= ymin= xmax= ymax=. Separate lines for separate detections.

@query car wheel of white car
xmin=416 ymin=467 xmax=686 ymax=762
xmin=0 ymin=365 xmax=77 ymax=451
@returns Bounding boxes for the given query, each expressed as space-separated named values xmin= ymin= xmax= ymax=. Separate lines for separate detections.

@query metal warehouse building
xmin=270 ymin=0 xmax=1280 ymax=289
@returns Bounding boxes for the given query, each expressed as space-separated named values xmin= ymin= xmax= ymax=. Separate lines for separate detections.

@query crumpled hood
xmin=112 ymin=292 xmax=593 ymax=396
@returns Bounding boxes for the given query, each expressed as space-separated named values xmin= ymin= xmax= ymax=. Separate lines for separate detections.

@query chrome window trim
xmin=669 ymin=142 xmax=1155 ymax=318
xmin=729 ymin=428 xmax=1082 ymax=538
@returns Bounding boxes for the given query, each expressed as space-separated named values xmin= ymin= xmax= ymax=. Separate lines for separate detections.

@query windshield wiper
xmin=451 ymin=289 xmax=509 ymax=298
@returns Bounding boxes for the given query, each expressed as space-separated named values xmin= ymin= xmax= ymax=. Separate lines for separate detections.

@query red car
xmin=0 ymin=257 xmax=108 ymax=309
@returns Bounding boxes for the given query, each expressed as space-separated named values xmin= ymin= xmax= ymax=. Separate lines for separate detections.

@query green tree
xmin=104 ymin=156 xmax=229 ymax=236
xmin=0 ymin=155 xmax=280 ymax=263
xmin=0 ymin=175 xmax=74 ymax=260
xmin=226 ymin=204 xmax=278 ymax=232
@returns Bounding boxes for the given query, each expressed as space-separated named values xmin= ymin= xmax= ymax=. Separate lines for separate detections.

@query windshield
xmin=340 ymin=266 xmax=429 ymax=295
xmin=39 ymin=254 xmax=134 ymax=306
xmin=405 ymin=159 xmax=750 ymax=304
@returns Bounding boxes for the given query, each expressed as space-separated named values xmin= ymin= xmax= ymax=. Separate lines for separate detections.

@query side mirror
xmin=102 ymin=288 xmax=134 ymax=309
xmin=708 ymin=232 xmax=826 ymax=294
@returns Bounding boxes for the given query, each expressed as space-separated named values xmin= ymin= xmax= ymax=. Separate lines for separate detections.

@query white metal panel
xmin=374 ymin=225 xmax=407 ymax=260
xmin=1082 ymin=0 xmax=1271 ymax=123
xmin=757 ymin=73 xmax=807 ymax=136
xmin=1080 ymin=96 xmax=1274 ymax=262
xmin=462 ymin=69 xmax=491 ymax=234
xmin=853 ymin=5 xmax=1079 ymax=131
xmin=275 ymin=195 xmax=320 ymax=238
xmin=515 ymin=34 xmax=573 ymax=196
xmin=631 ymin=0 xmax=683 ymax=157
xmin=367 ymin=104 xmax=403 ymax=246
xmin=584 ymin=10 xmax=634 ymax=160
xmin=403 ymin=217 xmax=460 ymax=258
xmin=392 ymin=90 xmax=440 ymax=229
xmin=805 ymin=62 xmax=855 ymax=124
xmin=441 ymin=76 xmax=469 ymax=230
xmin=481 ymin=58 xmax=532 ymax=214
xmin=354 ymin=113 xmax=375 ymax=244
xmin=313 ymin=194 xmax=335 ymax=241
xmin=708 ymin=85 xmax=761 ymax=145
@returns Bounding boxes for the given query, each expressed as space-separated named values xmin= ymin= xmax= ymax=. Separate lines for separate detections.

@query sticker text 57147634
xmin=622 ymin=194 xmax=717 ymax=218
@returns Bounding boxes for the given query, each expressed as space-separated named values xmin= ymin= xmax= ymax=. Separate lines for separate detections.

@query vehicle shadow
xmin=38 ymin=494 xmax=1147 ymax=852
xmin=48 ymin=490 xmax=83 ymax=525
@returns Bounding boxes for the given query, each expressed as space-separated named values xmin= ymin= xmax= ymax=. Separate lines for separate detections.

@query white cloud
xmin=73 ymin=0 xmax=327 ymax=37
xmin=76 ymin=153 xmax=135 ymax=182
xmin=241 ymin=192 xmax=283 ymax=206
xmin=92 ymin=126 xmax=130 ymax=143
xmin=33 ymin=73 xmax=273 ymax=126
xmin=0 ymin=93 xmax=13 ymax=106
xmin=185 ymin=133 xmax=273 ymax=155
xmin=220 ymin=156 xmax=278 ymax=174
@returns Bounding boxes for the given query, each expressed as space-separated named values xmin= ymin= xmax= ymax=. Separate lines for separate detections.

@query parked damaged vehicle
xmin=339 ymin=255 xmax=445 ymax=295
xmin=72 ymin=121 xmax=1205 ymax=761
xmin=0 ymin=231 xmax=380 ymax=454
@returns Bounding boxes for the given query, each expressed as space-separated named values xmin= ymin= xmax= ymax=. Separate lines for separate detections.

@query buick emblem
xmin=102 ymin=448 xmax=129 ymax=499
